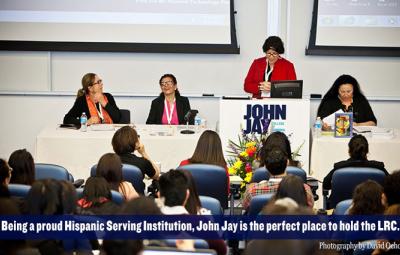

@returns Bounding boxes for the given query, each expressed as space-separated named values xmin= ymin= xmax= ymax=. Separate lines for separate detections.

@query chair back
xmin=178 ymin=164 xmax=229 ymax=209
xmin=119 ymin=109 xmax=131 ymax=124
xmin=334 ymin=199 xmax=352 ymax=215
xmin=91 ymin=164 xmax=145 ymax=194
xmin=329 ymin=167 xmax=386 ymax=208
xmin=199 ymin=195 xmax=223 ymax=215
xmin=8 ymin=184 xmax=31 ymax=198
xmin=251 ymin=166 xmax=307 ymax=183
xmin=248 ymin=193 xmax=274 ymax=216
xmin=35 ymin=163 xmax=70 ymax=180
xmin=76 ymin=187 xmax=124 ymax=205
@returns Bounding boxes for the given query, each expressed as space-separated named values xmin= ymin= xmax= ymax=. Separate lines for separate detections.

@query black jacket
xmin=63 ymin=93 xmax=121 ymax=125
xmin=146 ymin=94 xmax=192 ymax=124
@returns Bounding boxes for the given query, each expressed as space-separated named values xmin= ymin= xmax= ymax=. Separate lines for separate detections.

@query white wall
xmin=0 ymin=0 xmax=400 ymax=164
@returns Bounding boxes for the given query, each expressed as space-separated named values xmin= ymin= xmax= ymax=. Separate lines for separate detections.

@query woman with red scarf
xmin=64 ymin=73 xmax=121 ymax=125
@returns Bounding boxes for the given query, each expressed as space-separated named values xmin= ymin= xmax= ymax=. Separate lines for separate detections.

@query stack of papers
xmin=371 ymin=127 xmax=394 ymax=139
xmin=90 ymin=124 xmax=115 ymax=131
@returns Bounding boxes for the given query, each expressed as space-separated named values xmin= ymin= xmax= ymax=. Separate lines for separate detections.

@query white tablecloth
xmin=35 ymin=124 xmax=203 ymax=180
xmin=310 ymin=130 xmax=400 ymax=182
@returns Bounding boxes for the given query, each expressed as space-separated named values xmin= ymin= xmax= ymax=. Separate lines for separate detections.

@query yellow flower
xmin=240 ymin=151 xmax=248 ymax=158
xmin=244 ymin=172 xmax=252 ymax=183
xmin=228 ymin=167 xmax=236 ymax=175
xmin=245 ymin=142 xmax=256 ymax=148
xmin=233 ymin=160 xmax=242 ymax=169
xmin=240 ymin=182 xmax=246 ymax=189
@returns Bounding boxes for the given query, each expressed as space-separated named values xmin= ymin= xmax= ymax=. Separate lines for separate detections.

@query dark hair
xmin=8 ymin=149 xmax=35 ymax=185
xmin=318 ymin=74 xmax=367 ymax=114
xmin=177 ymin=170 xmax=202 ymax=214
xmin=188 ymin=130 xmax=227 ymax=168
xmin=264 ymin=146 xmax=288 ymax=176
xmin=26 ymin=179 xmax=64 ymax=215
xmin=83 ymin=176 xmax=112 ymax=205
xmin=262 ymin=36 xmax=285 ymax=54
xmin=120 ymin=196 xmax=162 ymax=215
xmin=260 ymin=132 xmax=295 ymax=166
xmin=112 ymin=126 xmax=139 ymax=155
xmin=158 ymin=73 xmax=181 ymax=97
xmin=275 ymin=175 xmax=307 ymax=207
xmin=59 ymin=180 xmax=78 ymax=214
xmin=159 ymin=170 xmax=189 ymax=207
xmin=102 ymin=239 xmax=143 ymax=255
xmin=77 ymin=72 xmax=96 ymax=97
xmin=96 ymin=153 xmax=123 ymax=193
xmin=0 ymin=158 xmax=11 ymax=185
xmin=349 ymin=180 xmax=384 ymax=215
xmin=383 ymin=170 xmax=400 ymax=206
xmin=348 ymin=134 xmax=369 ymax=160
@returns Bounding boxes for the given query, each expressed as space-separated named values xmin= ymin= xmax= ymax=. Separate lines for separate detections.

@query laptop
xmin=270 ymin=80 xmax=303 ymax=99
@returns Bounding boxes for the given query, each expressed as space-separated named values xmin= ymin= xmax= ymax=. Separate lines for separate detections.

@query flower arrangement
xmin=227 ymin=127 xmax=268 ymax=194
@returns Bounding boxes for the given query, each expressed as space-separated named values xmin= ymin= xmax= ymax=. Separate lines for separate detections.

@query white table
xmin=310 ymin=129 xmax=400 ymax=182
xmin=35 ymin=124 xmax=203 ymax=180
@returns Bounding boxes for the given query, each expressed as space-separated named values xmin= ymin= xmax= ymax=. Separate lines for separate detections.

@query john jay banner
xmin=219 ymin=98 xmax=310 ymax=172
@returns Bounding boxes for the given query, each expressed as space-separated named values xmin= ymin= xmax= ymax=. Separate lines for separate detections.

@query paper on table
xmin=353 ymin=126 xmax=373 ymax=133
xmin=322 ymin=109 xmax=345 ymax=127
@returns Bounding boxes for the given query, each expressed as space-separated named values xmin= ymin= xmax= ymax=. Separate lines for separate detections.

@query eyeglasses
xmin=92 ymin=79 xmax=103 ymax=86
xmin=160 ymin=80 xmax=174 ymax=87
xmin=266 ymin=52 xmax=279 ymax=57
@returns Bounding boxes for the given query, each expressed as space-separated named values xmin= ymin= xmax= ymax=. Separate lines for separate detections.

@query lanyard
xmin=164 ymin=99 xmax=175 ymax=125
xmin=96 ymin=103 xmax=104 ymax=122
xmin=265 ymin=61 xmax=274 ymax=81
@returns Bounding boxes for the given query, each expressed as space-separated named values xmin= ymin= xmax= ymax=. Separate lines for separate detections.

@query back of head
xmin=120 ymin=196 xmax=161 ymax=215
xmin=159 ymin=170 xmax=189 ymax=207
xmin=83 ymin=176 xmax=112 ymax=204
xmin=348 ymin=134 xmax=369 ymax=160
xmin=349 ymin=180 xmax=384 ymax=215
xmin=102 ymin=239 xmax=143 ymax=255
xmin=262 ymin=36 xmax=285 ymax=54
xmin=26 ymin=179 xmax=63 ymax=215
xmin=112 ymin=126 xmax=138 ymax=155
xmin=260 ymin=132 xmax=293 ymax=164
xmin=275 ymin=175 xmax=307 ymax=207
xmin=77 ymin=72 xmax=96 ymax=97
xmin=96 ymin=153 xmax=123 ymax=191
xmin=189 ymin=130 xmax=227 ymax=168
xmin=0 ymin=158 xmax=11 ymax=186
xmin=383 ymin=170 xmax=400 ymax=206
xmin=264 ymin=146 xmax=288 ymax=176
xmin=8 ymin=149 xmax=35 ymax=185
xmin=59 ymin=180 xmax=78 ymax=214
xmin=177 ymin=169 xmax=201 ymax=214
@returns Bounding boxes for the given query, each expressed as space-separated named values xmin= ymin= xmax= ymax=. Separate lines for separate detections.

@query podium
xmin=219 ymin=98 xmax=310 ymax=172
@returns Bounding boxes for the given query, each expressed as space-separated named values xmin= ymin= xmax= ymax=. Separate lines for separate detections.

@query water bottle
xmin=314 ymin=117 xmax=322 ymax=137
xmin=194 ymin=115 xmax=201 ymax=132
xmin=80 ymin=112 xmax=87 ymax=132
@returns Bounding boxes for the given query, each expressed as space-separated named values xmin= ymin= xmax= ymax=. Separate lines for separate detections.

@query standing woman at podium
xmin=146 ymin=74 xmax=192 ymax=125
xmin=244 ymin=36 xmax=297 ymax=98
xmin=63 ymin=73 xmax=121 ymax=125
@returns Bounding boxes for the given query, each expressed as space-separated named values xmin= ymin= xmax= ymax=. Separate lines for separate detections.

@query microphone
xmin=184 ymin=110 xmax=192 ymax=122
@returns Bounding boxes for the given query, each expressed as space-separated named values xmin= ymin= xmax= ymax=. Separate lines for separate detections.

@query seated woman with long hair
xmin=96 ymin=153 xmax=139 ymax=201
xmin=179 ymin=130 xmax=230 ymax=193
xmin=8 ymin=148 xmax=35 ymax=185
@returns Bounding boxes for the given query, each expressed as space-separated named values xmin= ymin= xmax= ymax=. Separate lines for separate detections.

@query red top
xmin=244 ymin=56 xmax=297 ymax=98
xmin=161 ymin=100 xmax=179 ymax=125
xmin=179 ymin=159 xmax=230 ymax=194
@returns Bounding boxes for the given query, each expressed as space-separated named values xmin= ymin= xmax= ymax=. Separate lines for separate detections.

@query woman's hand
xmin=136 ymin=142 xmax=146 ymax=155
xmin=322 ymin=122 xmax=331 ymax=131
xmin=87 ymin=116 xmax=100 ymax=126
xmin=258 ymin=81 xmax=271 ymax=92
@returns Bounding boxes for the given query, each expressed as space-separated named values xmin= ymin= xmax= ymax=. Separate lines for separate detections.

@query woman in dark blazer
xmin=146 ymin=74 xmax=192 ymax=125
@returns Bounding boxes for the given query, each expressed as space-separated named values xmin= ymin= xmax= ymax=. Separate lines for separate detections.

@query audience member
xmin=64 ymin=73 xmax=121 ymax=125
xmin=382 ymin=170 xmax=400 ymax=207
xmin=323 ymin=134 xmax=388 ymax=190
xmin=372 ymin=204 xmax=400 ymax=255
xmin=77 ymin=176 xmax=120 ymax=215
xmin=259 ymin=131 xmax=300 ymax=167
xmin=179 ymin=130 xmax=230 ymax=193
xmin=348 ymin=180 xmax=385 ymax=215
xmin=112 ymin=126 xmax=160 ymax=180
xmin=8 ymin=148 xmax=35 ymax=185
xmin=96 ymin=153 xmax=139 ymax=201
xmin=0 ymin=159 xmax=12 ymax=197
xmin=273 ymin=175 xmax=308 ymax=207
xmin=177 ymin=170 xmax=209 ymax=215
xmin=317 ymin=74 xmax=376 ymax=128
xmin=244 ymin=36 xmax=297 ymax=98
xmin=242 ymin=146 xmax=314 ymax=211
xmin=146 ymin=74 xmax=191 ymax=125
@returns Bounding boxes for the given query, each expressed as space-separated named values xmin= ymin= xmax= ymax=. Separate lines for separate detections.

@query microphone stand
xmin=181 ymin=120 xmax=195 ymax=134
